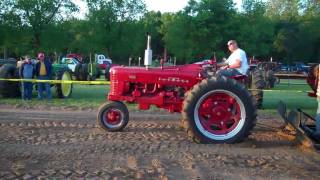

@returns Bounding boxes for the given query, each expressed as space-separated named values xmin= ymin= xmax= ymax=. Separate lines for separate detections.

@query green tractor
xmin=0 ymin=59 xmax=73 ymax=99
xmin=74 ymin=62 xmax=100 ymax=81
xmin=62 ymin=55 xmax=101 ymax=81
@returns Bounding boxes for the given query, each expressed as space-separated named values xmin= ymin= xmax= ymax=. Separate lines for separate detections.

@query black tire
xmin=248 ymin=69 xmax=265 ymax=109
xmin=275 ymin=77 xmax=280 ymax=84
xmin=75 ymin=63 xmax=82 ymax=81
xmin=182 ymin=77 xmax=257 ymax=144
xmin=88 ymin=74 xmax=96 ymax=81
xmin=0 ymin=64 xmax=21 ymax=98
xmin=55 ymin=68 xmax=73 ymax=98
xmin=95 ymin=66 xmax=101 ymax=79
xmin=97 ymin=101 xmax=129 ymax=132
xmin=81 ymin=64 xmax=88 ymax=81
xmin=105 ymin=67 xmax=111 ymax=81
xmin=266 ymin=70 xmax=276 ymax=88
xmin=86 ymin=64 xmax=95 ymax=81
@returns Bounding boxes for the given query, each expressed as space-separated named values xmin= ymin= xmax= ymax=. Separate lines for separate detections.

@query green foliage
xmin=238 ymin=0 xmax=274 ymax=57
xmin=0 ymin=0 xmax=78 ymax=56
xmin=0 ymin=0 xmax=319 ymax=63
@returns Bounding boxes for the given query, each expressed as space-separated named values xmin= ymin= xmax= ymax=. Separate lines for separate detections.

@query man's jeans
xmin=22 ymin=82 xmax=33 ymax=100
xmin=38 ymin=76 xmax=52 ymax=100
xmin=217 ymin=68 xmax=242 ymax=77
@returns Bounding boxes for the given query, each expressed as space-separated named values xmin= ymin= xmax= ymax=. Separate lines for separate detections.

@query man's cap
xmin=38 ymin=52 xmax=45 ymax=59
xmin=227 ymin=40 xmax=237 ymax=46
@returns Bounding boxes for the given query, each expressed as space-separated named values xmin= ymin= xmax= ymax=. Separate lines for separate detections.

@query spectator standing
xmin=19 ymin=55 xmax=34 ymax=100
xmin=35 ymin=52 xmax=52 ymax=100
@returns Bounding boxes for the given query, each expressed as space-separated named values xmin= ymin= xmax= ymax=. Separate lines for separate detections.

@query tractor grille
xmin=110 ymin=72 xmax=119 ymax=96
xmin=110 ymin=80 xmax=119 ymax=95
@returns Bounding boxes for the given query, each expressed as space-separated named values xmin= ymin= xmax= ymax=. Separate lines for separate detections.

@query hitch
xmin=277 ymin=101 xmax=320 ymax=150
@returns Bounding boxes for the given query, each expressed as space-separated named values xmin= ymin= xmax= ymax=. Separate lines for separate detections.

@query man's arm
xmin=19 ymin=64 xmax=24 ymax=78
xmin=217 ymin=62 xmax=228 ymax=67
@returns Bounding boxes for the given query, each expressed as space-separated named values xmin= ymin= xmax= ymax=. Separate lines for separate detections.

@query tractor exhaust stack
xmin=144 ymin=34 xmax=152 ymax=68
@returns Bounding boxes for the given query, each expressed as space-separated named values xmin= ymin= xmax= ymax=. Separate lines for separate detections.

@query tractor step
xmin=277 ymin=101 xmax=320 ymax=150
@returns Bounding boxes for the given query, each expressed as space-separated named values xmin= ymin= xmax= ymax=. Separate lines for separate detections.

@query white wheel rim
xmin=194 ymin=89 xmax=246 ymax=141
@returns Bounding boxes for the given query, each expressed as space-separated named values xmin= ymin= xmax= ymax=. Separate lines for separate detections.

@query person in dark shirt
xmin=35 ymin=52 xmax=52 ymax=100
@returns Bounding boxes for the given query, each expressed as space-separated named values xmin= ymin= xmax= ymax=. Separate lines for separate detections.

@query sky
xmin=73 ymin=0 xmax=243 ymax=18
xmin=145 ymin=0 xmax=243 ymax=13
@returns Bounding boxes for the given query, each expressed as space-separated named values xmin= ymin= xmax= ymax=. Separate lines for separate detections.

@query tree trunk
xmin=33 ymin=32 xmax=41 ymax=50
xmin=3 ymin=47 xmax=7 ymax=59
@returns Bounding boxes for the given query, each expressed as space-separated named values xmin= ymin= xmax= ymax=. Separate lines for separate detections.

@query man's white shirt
xmin=226 ymin=48 xmax=249 ymax=75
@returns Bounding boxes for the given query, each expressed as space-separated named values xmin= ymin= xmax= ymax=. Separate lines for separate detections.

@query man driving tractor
xmin=217 ymin=40 xmax=249 ymax=77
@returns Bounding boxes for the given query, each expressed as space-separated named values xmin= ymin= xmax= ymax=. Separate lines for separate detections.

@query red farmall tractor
xmin=97 ymin=36 xmax=258 ymax=144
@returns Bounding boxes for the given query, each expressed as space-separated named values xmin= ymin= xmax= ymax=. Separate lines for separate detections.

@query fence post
xmin=138 ymin=57 xmax=141 ymax=66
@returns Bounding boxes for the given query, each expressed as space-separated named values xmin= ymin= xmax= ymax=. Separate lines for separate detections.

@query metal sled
xmin=277 ymin=101 xmax=320 ymax=150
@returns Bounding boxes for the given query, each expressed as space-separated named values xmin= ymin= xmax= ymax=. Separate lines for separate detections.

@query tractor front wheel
xmin=182 ymin=77 xmax=257 ymax=144
xmin=81 ymin=64 xmax=88 ymax=81
xmin=75 ymin=64 xmax=82 ymax=81
xmin=105 ymin=67 xmax=111 ymax=81
xmin=97 ymin=101 xmax=129 ymax=132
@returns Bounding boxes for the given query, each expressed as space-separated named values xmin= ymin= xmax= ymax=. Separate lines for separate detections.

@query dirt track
xmin=0 ymin=106 xmax=319 ymax=179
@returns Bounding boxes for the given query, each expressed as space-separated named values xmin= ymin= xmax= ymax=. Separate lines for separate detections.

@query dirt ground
xmin=0 ymin=105 xmax=319 ymax=179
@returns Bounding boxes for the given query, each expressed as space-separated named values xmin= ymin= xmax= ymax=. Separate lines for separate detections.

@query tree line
xmin=0 ymin=0 xmax=319 ymax=64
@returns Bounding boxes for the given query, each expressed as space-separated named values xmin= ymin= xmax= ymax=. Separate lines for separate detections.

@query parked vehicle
xmin=59 ymin=57 xmax=79 ymax=73
xmin=291 ymin=62 xmax=310 ymax=74
xmin=67 ymin=53 xmax=84 ymax=63
xmin=95 ymin=54 xmax=112 ymax=80
xmin=0 ymin=58 xmax=17 ymax=67
xmin=280 ymin=62 xmax=310 ymax=74
xmin=66 ymin=53 xmax=111 ymax=80
xmin=96 ymin=54 xmax=112 ymax=66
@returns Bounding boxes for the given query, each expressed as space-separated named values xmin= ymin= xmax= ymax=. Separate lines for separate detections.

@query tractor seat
xmin=232 ymin=74 xmax=248 ymax=81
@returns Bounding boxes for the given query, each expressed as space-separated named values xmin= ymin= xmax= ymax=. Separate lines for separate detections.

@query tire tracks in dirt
xmin=0 ymin=108 xmax=320 ymax=179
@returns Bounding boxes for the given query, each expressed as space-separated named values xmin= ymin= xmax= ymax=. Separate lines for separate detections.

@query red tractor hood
xmin=110 ymin=64 xmax=204 ymax=87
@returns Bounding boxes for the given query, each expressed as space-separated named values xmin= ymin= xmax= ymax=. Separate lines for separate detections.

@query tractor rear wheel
xmin=81 ymin=64 xmax=88 ymax=81
xmin=55 ymin=69 xmax=73 ymax=98
xmin=97 ymin=101 xmax=129 ymax=132
xmin=248 ymin=69 xmax=265 ymax=109
xmin=95 ymin=66 xmax=101 ymax=79
xmin=266 ymin=70 xmax=276 ymax=88
xmin=75 ymin=64 xmax=82 ymax=81
xmin=105 ymin=67 xmax=110 ymax=81
xmin=0 ymin=64 xmax=21 ymax=98
xmin=86 ymin=64 xmax=98 ymax=81
xmin=182 ymin=77 xmax=257 ymax=144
